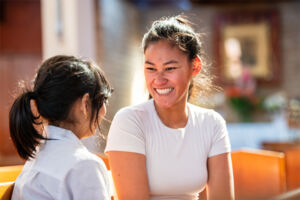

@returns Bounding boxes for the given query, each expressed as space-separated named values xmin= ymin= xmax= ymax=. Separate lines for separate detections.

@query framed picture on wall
xmin=214 ymin=10 xmax=280 ymax=86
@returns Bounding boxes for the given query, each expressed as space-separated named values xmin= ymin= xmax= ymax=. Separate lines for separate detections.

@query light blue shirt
xmin=12 ymin=125 xmax=110 ymax=200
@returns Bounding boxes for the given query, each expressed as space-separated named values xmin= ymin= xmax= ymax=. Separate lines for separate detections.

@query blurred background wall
xmin=0 ymin=0 xmax=42 ymax=165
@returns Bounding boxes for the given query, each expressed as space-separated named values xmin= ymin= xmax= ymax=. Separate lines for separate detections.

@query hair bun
xmin=174 ymin=15 xmax=191 ymax=26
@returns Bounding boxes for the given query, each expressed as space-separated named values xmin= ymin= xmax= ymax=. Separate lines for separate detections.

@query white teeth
xmin=156 ymin=88 xmax=173 ymax=94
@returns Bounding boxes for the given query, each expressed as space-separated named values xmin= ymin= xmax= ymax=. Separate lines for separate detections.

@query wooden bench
xmin=0 ymin=182 xmax=14 ymax=200
xmin=231 ymin=149 xmax=286 ymax=200
xmin=273 ymin=187 xmax=300 ymax=200
xmin=0 ymin=165 xmax=23 ymax=182
xmin=285 ymin=148 xmax=300 ymax=191
xmin=262 ymin=142 xmax=300 ymax=191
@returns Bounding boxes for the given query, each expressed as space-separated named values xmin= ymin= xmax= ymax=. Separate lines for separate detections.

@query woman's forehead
xmin=144 ymin=41 xmax=189 ymax=63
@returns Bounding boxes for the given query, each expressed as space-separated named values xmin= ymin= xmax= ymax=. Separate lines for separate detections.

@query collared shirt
xmin=12 ymin=125 xmax=110 ymax=200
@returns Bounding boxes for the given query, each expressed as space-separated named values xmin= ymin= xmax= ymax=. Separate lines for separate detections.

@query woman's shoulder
xmin=26 ymin=146 xmax=106 ymax=183
xmin=114 ymin=100 xmax=153 ymax=119
xmin=188 ymin=103 xmax=225 ymax=123
xmin=59 ymin=147 xmax=107 ymax=175
xmin=75 ymin=148 xmax=103 ymax=163
xmin=72 ymin=151 xmax=108 ymax=175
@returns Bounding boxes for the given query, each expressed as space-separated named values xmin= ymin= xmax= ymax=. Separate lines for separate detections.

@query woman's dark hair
xmin=9 ymin=55 xmax=112 ymax=160
xmin=142 ymin=15 xmax=215 ymax=101
xmin=142 ymin=15 xmax=201 ymax=61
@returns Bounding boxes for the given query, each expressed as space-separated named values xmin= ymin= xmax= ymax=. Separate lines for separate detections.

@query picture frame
xmin=214 ymin=10 xmax=280 ymax=86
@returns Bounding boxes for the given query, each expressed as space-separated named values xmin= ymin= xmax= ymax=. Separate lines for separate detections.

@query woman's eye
xmin=166 ymin=67 xmax=176 ymax=71
xmin=146 ymin=67 xmax=156 ymax=71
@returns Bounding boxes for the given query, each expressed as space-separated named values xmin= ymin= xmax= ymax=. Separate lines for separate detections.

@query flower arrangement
xmin=226 ymin=87 xmax=260 ymax=122
xmin=225 ymin=68 xmax=260 ymax=122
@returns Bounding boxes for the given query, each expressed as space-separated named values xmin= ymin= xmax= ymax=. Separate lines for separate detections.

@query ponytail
xmin=9 ymin=91 xmax=46 ymax=160
xmin=9 ymin=55 xmax=112 ymax=159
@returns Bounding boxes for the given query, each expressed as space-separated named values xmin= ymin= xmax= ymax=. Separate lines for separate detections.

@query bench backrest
xmin=0 ymin=165 xmax=23 ymax=182
xmin=231 ymin=149 xmax=286 ymax=199
xmin=0 ymin=182 xmax=14 ymax=200
xmin=285 ymin=147 xmax=300 ymax=191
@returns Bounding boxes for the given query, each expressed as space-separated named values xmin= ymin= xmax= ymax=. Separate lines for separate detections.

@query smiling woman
xmin=143 ymin=40 xmax=200 ymax=115
xmin=105 ymin=15 xmax=234 ymax=200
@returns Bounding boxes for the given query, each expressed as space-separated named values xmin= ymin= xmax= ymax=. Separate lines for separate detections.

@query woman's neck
xmin=55 ymin=122 xmax=85 ymax=139
xmin=154 ymin=101 xmax=189 ymax=129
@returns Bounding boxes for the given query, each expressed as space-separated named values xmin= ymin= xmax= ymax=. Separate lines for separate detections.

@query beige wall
xmin=41 ymin=0 xmax=96 ymax=61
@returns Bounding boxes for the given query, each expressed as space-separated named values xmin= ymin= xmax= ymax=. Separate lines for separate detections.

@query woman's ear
xmin=192 ymin=56 xmax=202 ymax=77
xmin=80 ymin=93 xmax=90 ymax=120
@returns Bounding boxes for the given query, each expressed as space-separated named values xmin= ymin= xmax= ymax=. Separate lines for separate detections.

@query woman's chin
xmin=153 ymin=99 xmax=175 ymax=109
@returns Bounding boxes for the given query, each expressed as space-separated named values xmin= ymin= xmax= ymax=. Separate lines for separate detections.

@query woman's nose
xmin=153 ymin=72 xmax=167 ymax=85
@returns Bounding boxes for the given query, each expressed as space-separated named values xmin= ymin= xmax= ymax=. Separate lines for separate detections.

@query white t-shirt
xmin=12 ymin=125 xmax=111 ymax=200
xmin=105 ymin=99 xmax=231 ymax=200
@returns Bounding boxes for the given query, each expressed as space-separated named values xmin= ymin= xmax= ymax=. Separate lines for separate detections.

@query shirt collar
xmin=45 ymin=125 xmax=84 ymax=146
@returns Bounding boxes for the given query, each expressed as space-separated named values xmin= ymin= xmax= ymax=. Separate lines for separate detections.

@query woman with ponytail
xmin=9 ymin=55 xmax=112 ymax=200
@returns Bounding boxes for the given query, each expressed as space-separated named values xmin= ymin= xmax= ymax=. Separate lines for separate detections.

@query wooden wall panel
xmin=0 ymin=0 xmax=41 ymax=165
xmin=0 ymin=0 xmax=41 ymax=53
xmin=0 ymin=54 xmax=41 ymax=165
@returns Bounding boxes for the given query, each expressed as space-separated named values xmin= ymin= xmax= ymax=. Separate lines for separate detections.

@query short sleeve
xmin=208 ymin=112 xmax=231 ymax=157
xmin=63 ymin=160 xmax=111 ymax=200
xmin=105 ymin=108 xmax=146 ymax=155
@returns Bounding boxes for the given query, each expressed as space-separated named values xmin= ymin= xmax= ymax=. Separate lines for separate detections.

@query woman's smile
xmin=155 ymin=88 xmax=174 ymax=95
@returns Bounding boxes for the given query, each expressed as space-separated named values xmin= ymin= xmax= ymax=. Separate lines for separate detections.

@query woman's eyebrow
xmin=163 ymin=60 xmax=178 ymax=65
xmin=145 ymin=60 xmax=154 ymax=65
xmin=145 ymin=60 xmax=178 ymax=65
